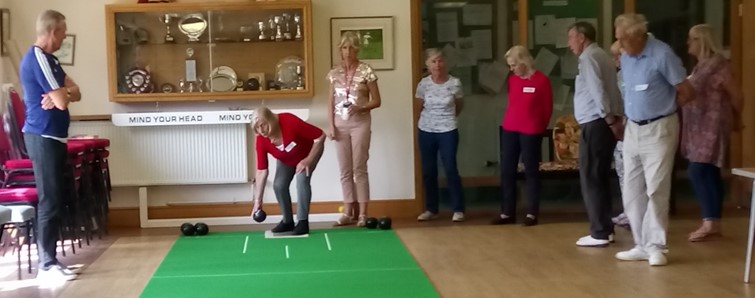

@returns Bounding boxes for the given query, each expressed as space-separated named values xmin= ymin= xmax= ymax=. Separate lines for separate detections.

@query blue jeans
xmin=418 ymin=129 xmax=464 ymax=213
xmin=274 ymin=160 xmax=313 ymax=223
xmin=24 ymin=133 xmax=68 ymax=270
xmin=687 ymin=162 xmax=723 ymax=219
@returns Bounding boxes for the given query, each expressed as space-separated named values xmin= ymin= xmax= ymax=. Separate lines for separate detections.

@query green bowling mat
xmin=141 ymin=228 xmax=438 ymax=298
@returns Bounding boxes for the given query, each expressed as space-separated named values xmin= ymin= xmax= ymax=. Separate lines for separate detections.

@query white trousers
xmin=622 ymin=113 xmax=679 ymax=252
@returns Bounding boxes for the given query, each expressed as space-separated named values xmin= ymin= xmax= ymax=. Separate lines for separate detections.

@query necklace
xmin=343 ymin=64 xmax=356 ymax=104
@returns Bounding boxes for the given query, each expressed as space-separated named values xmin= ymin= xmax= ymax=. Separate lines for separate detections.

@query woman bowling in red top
xmin=251 ymin=107 xmax=325 ymax=235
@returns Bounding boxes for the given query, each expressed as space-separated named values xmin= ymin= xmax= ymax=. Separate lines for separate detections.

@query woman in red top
xmin=251 ymin=107 xmax=325 ymax=235
xmin=493 ymin=45 xmax=553 ymax=226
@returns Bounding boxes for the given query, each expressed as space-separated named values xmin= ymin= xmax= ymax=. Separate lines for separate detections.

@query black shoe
xmin=523 ymin=216 xmax=538 ymax=226
xmin=490 ymin=216 xmax=515 ymax=225
xmin=271 ymin=221 xmax=295 ymax=234
xmin=293 ymin=220 xmax=309 ymax=235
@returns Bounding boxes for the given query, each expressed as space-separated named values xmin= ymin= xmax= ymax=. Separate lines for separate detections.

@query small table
xmin=732 ymin=168 xmax=755 ymax=282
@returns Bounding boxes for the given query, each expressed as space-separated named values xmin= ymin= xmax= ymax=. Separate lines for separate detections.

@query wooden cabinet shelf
xmin=105 ymin=1 xmax=313 ymax=102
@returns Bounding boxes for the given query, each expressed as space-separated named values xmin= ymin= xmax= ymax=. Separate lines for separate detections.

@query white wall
xmin=6 ymin=0 xmax=415 ymax=207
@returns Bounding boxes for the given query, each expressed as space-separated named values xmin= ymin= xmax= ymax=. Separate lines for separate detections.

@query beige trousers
xmin=334 ymin=113 xmax=371 ymax=203
xmin=622 ymin=113 xmax=679 ymax=252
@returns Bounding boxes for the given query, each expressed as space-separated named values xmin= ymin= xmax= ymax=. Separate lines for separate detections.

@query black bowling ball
xmin=253 ymin=209 xmax=267 ymax=223
xmin=180 ymin=222 xmax=196 ymax=236
xmin=194 ymin=222 xmax=209 ymax=236
xmin=378 ymin=217 xmax=392 ymax=230
xmin=365 ymin=217 xmax=378 ymax=229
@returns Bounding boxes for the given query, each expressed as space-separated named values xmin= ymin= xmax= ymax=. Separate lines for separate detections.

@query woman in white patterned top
xmin=415 ymin=48 xmax=465 ymax=222
xmin=327 ymin=31 xmax=382 ymax=227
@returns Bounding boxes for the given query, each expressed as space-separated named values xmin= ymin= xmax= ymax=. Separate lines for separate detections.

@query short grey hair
xmin=568 ymin=22 xmax=596 ymax=42
xmin=614 ymin=13 xmax=648 ymax=37
xmin=424 ymin=48 xmax=443 ymax=63
xmin=36 ymin=10 xmax=66 ymax=37
xmin=338 ymin=31 xmax=361 ymax=52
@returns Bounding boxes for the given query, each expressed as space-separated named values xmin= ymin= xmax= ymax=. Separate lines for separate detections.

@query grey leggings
xmin=274 ymin=160 xmax=313 ymax=223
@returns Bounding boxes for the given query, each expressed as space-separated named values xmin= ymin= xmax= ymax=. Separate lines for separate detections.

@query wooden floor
xmin=2 ymin=209 xmax=755 ymax=298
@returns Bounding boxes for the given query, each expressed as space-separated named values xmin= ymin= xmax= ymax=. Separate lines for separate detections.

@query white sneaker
xmin=648 ymin=251 xmax=668 ymax=266
xmin=417 ymin=211 xmax=438 ymax=221
xmin=615 ymin=246 xmax=649 ymax=261
xmin=37 ymin=265 xmax=77 ymax=283
xmin=452 ymin=212 xmax=465 ymax=222
xmin=576 ymin=235 xmax=610 ymax=247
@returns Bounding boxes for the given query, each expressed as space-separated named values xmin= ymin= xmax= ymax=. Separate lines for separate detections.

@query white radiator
xmin=69 ymin=121 xmax=248 ymax=186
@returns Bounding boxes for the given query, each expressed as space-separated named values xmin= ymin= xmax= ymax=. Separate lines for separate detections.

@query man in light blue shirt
xmin=612 ymin=13 xmax=694 ymax=267
xmin=567 ymin=22 xmax=623 ymax=248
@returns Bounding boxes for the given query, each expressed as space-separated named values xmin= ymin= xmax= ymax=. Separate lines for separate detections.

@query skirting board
xmin=138 ymin=187 xmax=341 ymax=228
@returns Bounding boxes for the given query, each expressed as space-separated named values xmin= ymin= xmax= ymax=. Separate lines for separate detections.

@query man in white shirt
xmin=567 ymin=22 xmax=623 ymax=247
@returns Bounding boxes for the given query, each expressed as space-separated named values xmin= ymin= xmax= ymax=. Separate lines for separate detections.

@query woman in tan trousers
xmin=327 ymin=31 xmax=382 ymax=227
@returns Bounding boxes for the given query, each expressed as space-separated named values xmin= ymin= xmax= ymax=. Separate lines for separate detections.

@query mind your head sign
xmin=111 ymin=109 xmax=310 ymax=127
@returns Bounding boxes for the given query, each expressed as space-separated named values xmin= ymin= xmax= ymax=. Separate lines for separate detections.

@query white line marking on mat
xmin=153 ymin=267 xmax=420 ymax=279
xmin=324 ymin=233 xmax=332 ymax=251
xmin=285 ymin=245 xmax=289 ymax=259
xmin=242 ymin=236 xmax=249 ymax=254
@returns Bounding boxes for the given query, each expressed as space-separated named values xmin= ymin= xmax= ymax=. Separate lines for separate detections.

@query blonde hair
xmin=610 ymin=40 xmax=623 ymax=56
xmin=338 ymin=31 xmax=361 ymax=52
xmin=252 ymin=106 xmax=278 ymax=136
xmin=504 ymin=45 xmax=534 ymax=71
xmin=424 ymin=48 xmax=443 ymax=63
xmin=614 ymin=13 xmax=648 ymax=37
xmin=36 ymin=10 xmax=66 ymax=37
xmin=689 ymin=24 xmax=722 ymax=60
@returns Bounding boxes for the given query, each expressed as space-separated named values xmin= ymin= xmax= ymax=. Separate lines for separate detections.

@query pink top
xmin=502 ymin=71 xmax=553 ymax=134
xmin=681 ymin=55 xmax=733 ymax=167
xmin=326 ymin=62 xmax=378 ymax=118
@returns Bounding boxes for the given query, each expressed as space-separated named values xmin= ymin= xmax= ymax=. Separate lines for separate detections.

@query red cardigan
xmin=501 ymin=71 xmax=553 ymax=135
xmin=256 ymin=113 xmax=323 ymax=170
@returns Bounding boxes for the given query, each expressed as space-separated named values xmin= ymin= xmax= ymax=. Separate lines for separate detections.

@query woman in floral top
xmin=683 ymin=24 xmax=743 ymax=242
xmin=327 ymin=31 xmax=382 ymax=227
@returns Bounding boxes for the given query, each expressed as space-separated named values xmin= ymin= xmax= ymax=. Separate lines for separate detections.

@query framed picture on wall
xmin=53 ymin=34 xmax=76 ymax=65
xmin=0 ymin=9 xmax=10 ymax=57
xmin=330 ymin=16 xmax=394 ymax=70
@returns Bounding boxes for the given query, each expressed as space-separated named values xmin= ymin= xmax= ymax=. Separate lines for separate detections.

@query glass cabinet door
xmin=107 ymin=1 xmax=313 ymax=102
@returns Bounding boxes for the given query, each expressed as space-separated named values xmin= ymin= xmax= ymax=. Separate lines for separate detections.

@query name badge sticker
xmin=284 ymin=141 xmax=297 ymax=152
xmin=523 ymin=87 xmax=536 ymax=93
xmin=634 ymin=84 xmax=649 ymax=91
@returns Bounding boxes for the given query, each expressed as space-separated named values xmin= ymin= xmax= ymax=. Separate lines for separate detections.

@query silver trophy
xmin=295 ymin=65 xmax=304 ymax=90
xmin=282 ymin=13 xmax=292 ymax=40
xmin=268 ymin=17 xmax=276 ymax=41
xmin=257 ymin=21 xmax=268 ymax=40
xmin=274 ymin=16 xmax=284 ymax=42
xmin=160 ymin=13 xmax=176 ymax=43
xmin=294 ymin=13 xmax=302 ymax=40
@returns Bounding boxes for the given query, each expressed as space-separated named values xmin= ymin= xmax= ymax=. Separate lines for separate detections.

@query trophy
xmin=178 ymin=79 xmax=185 ymax=93
xmin=178 ymin=13 xmax=208 ymax=43
xmin=256 ymin=21 xmax=268 ymax=40
xmin=268 ymin=17 xmax=276 ymax=41
xmin=282 ymin=13 xmax=292 ymax=40
xmin=160 ymin=13 xmax=176 ymax=43
xmin=294 ymin=13 xmax=302 ymax=40
xmin=274 ymin=16 xmax=284 ymax=42
xmin=295 ymin=65 xmax=304 ymax=90
xmin=240 ymin=26 xmax=255 ymax=42
xmin=185 ymin=48 xmax=197 ymax=92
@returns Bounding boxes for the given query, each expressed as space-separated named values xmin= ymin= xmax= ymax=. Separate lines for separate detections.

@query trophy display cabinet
xmin=105 ymin=1 xmax=313 ymax=102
